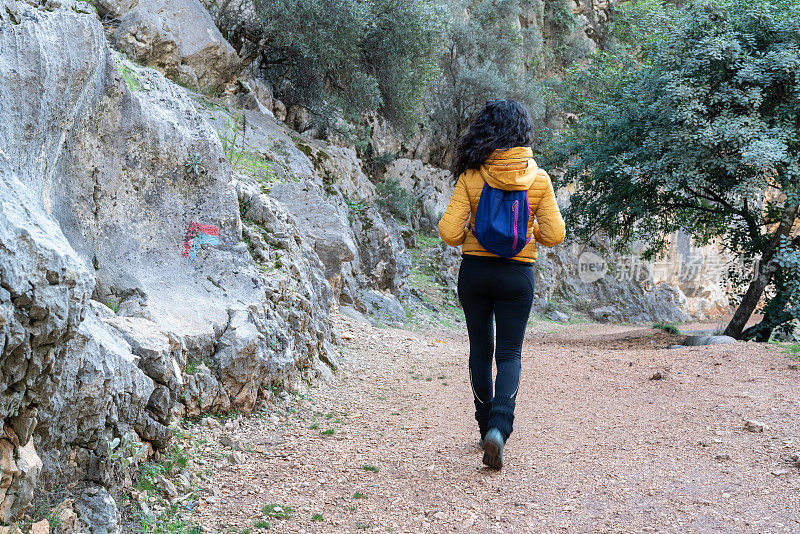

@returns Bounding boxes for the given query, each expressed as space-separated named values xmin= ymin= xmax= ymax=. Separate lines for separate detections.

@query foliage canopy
xmin=430 ymin=0 xmax=560 ymax=161
xmin=250 ymin=0 xmax=446 ymax=136
xmin=549 ymin=0 xmax=800 ymax=339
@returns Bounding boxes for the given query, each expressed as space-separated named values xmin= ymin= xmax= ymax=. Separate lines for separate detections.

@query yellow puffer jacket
xmin=438 ymin=147 xmax=565 ymax=263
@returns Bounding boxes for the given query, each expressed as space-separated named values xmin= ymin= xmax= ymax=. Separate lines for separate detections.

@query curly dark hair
xmin=450 ymin=99 xmax=533 ymax=182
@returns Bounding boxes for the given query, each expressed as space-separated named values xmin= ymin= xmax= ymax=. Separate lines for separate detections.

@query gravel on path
xmin=188 ymin=314 xmax=800 ymax=533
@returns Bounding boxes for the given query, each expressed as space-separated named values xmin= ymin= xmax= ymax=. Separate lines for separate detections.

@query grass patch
xmin=312 ymin=513 xmax=324 ymax=522
xmin=262 ymin=503 xmax=293 ymax=520
xmin=253 ymin=519 xmax=270 ymax=529
xmin=117 ymin=56 xmax=146 ymax=92
xmin=772 ymin=341 xmax=800 ymax=357
xmin=185 ymin=359 xmax=210 ymax=375
xmin=321 ymin=429 xmax=335 ymax=436
xmin=652 ymin=321 xmax=681 ymax=335
xmin=357 ymin=522 xmax=371 ymax=530
xmin=353 ymin=492 xmax=366 ymax=499
xmin=136 ymin=463 xmax=165 ymax=494
xmin=216 ymin=111 xmax=285 ymax=190
xmin=160 ymin=446 xmax=189 ymax=474
xmin=23 ymin=486 xmax=67 ymax=532
xmin=130 ymin=502 xmax=202 ymax=534
xmin=362 ymin=465 xmax=379 ymax=472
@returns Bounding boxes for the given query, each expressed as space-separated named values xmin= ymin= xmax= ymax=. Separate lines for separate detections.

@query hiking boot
xmin=482 ymin=428 xmax=504 ymax=470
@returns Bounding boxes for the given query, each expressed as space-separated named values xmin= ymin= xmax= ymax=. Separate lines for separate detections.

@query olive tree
xmin=240 ymin=0 xmax=446 ymax=136
xmin=550 ymin=0 xmax=800 ymax=340
xmin=430 ymin=0 xmax=551 ymax=163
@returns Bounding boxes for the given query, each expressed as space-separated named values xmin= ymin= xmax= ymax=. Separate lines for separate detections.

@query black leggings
xmin=457 ymin=255 xmax=534 ymax=441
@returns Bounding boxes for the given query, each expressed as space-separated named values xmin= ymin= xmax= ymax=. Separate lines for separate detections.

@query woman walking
xmin=438 ymin=100 xmax=565 ymax=469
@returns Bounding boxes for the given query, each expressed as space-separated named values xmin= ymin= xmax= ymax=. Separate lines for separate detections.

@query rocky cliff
xmin=0 ymin=0 xmax=729 ymax=528
xmin=0 ymin=0 xmax=335 ymax=525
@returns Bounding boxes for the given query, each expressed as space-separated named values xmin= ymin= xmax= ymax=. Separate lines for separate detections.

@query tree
xmin=430 ymin=0 xmax=552 ymax=163
xmin=241 ymin=0 xmax=446 ymax=136
xmin=549 ymin=0 xmax=800 ymax=340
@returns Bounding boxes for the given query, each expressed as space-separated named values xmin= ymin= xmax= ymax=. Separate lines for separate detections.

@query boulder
xmin=590 ymin=306 xmax=621 ymax=322
xmin=74 ymin=486 xmax=119 ymax=534
xmin=113 ymin=10 xmax=181 ymax=76
xmin=545 ymin=310 xmax=570 ymax=323
xmin=361 ymin=290 xmax=406 ymax=325
xmin=683 ymin=335 xmax=737 ymax=346
xmin=107 ymin=0 xmax=240 ymax=88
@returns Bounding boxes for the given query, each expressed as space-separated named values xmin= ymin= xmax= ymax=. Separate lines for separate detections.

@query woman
xmin=438 ymin=100 xmax=565 ymax=470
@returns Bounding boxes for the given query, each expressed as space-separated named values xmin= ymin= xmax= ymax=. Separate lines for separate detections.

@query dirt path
xmin=185 ymin=314 xmax=800 ymax=533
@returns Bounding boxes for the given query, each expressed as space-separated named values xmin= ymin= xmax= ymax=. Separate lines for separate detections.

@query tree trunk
xmin=723 ymin=203 xmax=799 ymax=339
xmin=227 ymin=36 xmax=272 ymax=82
xmin=723 ymin=261 xmax=773 ymax=339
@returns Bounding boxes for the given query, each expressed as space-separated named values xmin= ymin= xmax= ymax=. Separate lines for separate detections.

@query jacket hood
xmin=478 ymin=146 xmax=538 ymax=191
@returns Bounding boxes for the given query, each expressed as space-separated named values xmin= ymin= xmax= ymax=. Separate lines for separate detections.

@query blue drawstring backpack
xmin=470 ymin=182 xmax=532 ymax=258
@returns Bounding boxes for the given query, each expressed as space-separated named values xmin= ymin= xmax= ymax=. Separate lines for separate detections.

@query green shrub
xmin=376 ymin=178 xmax=414 ymax=221
xmin=240 ymin=0 xmax=446 ymax=135
xmin=652 ymin=322 xmax=680 ymax=335
xmin=262 ymin=503 xmax=293 ymax=519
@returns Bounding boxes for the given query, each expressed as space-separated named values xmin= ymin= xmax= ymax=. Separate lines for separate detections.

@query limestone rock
xmin=590 ymin=306 xmax=621 ymax=322
xmin=75 ymin=486 xmax=119 ymax=534
xmin=0 ymin=429 xmax=42 ymax=522
xmin=107 ymin=0 xmax=240 ymax=88
xmin=156 ymin=474 xmax=178 ymax=499
xmin=545 ymin=310 xmax=570 ymax=323
xmin=54 ymin=500 xmax=78 ymax=534
xmin=113 ymin=10 xmax=181 ymax=76
xmin=683 ymin=335 xmax=737 ymax=346
xmin=385 ymin=158 xmax=451 ymax=230
xmin=183 ymin=363 xmax=231 ymax=418
xmin=270 ymin=182 xmax=358 ymax=285
xmin=0 ymin=99 xmax=93 ymax=517
xmin=1 ymin=0 xmax=335 ymax=500
xmin=361 ymin=290 xmax=406 ymax=325
xmin=338 ymin=305 xmax=373 ymax=326
xmin=204 ymin=106 xmax=411 ymax=305
xmin=36 ymin=312 xmax=159 ymax=486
